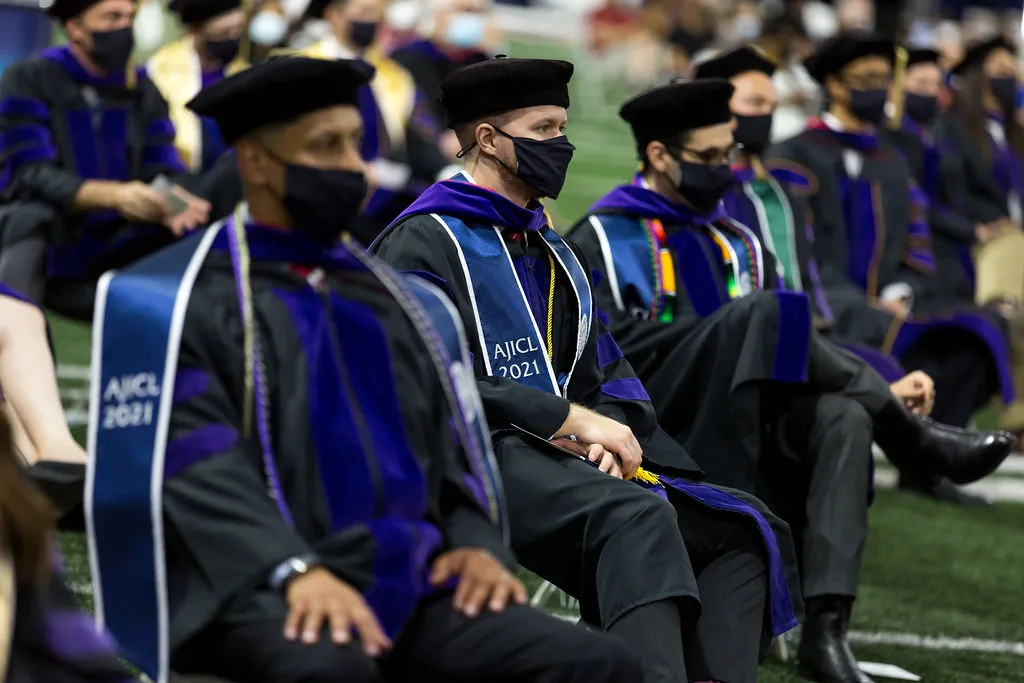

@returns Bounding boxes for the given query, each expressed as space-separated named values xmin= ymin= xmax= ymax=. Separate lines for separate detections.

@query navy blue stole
xmin=87 ymin=224 xmax=224 ymax=683
xmin=433 ymin=216 xmax=592 ymax=396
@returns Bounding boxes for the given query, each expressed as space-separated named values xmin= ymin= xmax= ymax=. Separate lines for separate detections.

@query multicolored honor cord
xmin=642 ymin=218 xmax=677 ymax=323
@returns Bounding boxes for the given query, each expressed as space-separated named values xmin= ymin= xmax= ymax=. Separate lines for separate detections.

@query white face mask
xmin=249 ymin=11 xmax=288 ymax=46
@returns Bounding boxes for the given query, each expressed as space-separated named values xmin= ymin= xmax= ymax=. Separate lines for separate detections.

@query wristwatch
xmin=269 ymin=554 xmax=321 ymax=591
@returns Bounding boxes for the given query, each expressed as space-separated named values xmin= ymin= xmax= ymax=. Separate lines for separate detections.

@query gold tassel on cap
xmin=888 ymin=46 xmax=909 ymax=130
xmin=238 ymin=0 xmax=255 ymax=66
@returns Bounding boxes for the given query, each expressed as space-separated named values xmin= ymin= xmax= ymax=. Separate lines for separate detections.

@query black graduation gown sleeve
xmin=0 ymin=58 xmax=84 ymax=209
xmin=374 ymin=215 xmax=572 ymax=439
xmin=935 ymin=116 xmax=1007 ymax=224
xmin=881 ymin=127 xmax=975 ymax=244
xmin=403 ymin=293 xmax=514 ymax=568
xmin=163 ymin=276 xmax=313 ymax=647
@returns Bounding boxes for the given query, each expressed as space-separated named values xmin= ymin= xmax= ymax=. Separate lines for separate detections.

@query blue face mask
xmin=445 ymin=12 xmax=485 ymax=49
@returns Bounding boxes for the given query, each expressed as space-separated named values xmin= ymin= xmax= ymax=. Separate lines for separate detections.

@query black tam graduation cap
xmin=438 ymin=56 xmax=573 ymax=128
xmin=46 ymin=0 xmax=121 ymax=22
xmin=906 ymin=48 xmax=941 ymax=68
xmin=951 ymin=37 xmax=1016 ymax=77
xmin=803 ymin=32 xmax=895 ymax=84
xmin=691 ymin=46 xmax=777 ymax=81
xmin=186 ymin=56 xmax=374 ymax=144
xmin=619 ymin=78 xmax=734 ymax=146
xmin=169 ymin=0 xmax=242 ymax=26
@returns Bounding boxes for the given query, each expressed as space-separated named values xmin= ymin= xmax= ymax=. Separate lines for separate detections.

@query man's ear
xmin=645 ymin=140 xmax=672 ymax=175
xmin=235 ymin=139 xmax=269 ymax=186
xmin=825 ymin=75 xmax=846 ymax=103
xmin=475 ymin=123 xmax=500 ymax=157
xmin=64 ymin=18 xmax=85 ymax=43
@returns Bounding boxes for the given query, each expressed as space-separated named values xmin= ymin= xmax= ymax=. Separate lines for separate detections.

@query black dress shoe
xmin=798 ymin=601 xmax=870 ymax=683
xmin=876 ymin=403 xmax=1013 ymax=485
xmin=25 ymin=461 xmax=86 ymax=530
xmin=913 ymin=418 xmax=1013 ymax=485
xmin=898 ymin=471 xmax=994 ymax=508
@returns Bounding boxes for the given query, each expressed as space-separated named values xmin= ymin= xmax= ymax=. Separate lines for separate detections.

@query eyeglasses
xmin=675 ymin=143 xmax=744 ymax=166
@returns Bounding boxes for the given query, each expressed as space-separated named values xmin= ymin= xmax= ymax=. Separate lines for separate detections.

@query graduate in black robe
xmin=0 ymin=0 xmax=210 ymax=319
xmin=943 ymin=38 xmax=1024 ymax=436
xmin=374 ymin=55 xmax=808 ymax=683
xmin=883 ymin=49 xmax=978 ymax=302
xmin=708 ymin=47 xmax=908 ymax=383
xmin=567 ymin=76 xmax=1014 ymax=683
xmin=947 ymin=37 xmax=1024 ymax=227
xmin=89 ymin=56 xmax=640 ymax=683
xmin=767 ymin=33 xmax=1014 ymax=438
xmin=709 ymin=45 xmax=994 ymax=507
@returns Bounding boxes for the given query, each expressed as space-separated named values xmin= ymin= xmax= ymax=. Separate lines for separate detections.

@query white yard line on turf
xmin=545 ymin=611 xmax=1024 ymax=657
xmin=848 ymin=631 xmax=1024 ymax=656
xmin=872 ymin=468 xmax=1024 ymax=502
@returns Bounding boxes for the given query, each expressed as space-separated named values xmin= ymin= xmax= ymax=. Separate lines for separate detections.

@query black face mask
xmin=205 ymin=37 xmax=240 ymax=65
xmin=903 ymin=92 xmax=938 ymax=125
xmin=494 ymin=128 xmax=576 ymax=199
xmin=349 ymin=21 xmax=379 ymax=50
xmin=847 ymin=87 xmax=888 ymax=125
xmin=264 ymin=148 xmax=368 ymax=245
xmin=674 ymin=160 xmax=734 ymax=213
xmin=733 ymin=113 xmax=774 ymax=155
xmin=990 ymin=77 xmax=1019 ymax=112
xmin=89 ymin=26 xmax=135 ymax=73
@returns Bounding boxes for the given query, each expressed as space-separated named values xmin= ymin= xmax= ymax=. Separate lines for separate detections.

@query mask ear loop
xmin=455 ymin=126 xmax=520 ymax=175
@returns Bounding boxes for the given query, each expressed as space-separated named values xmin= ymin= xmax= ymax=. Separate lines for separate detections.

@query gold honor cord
xmin=540 ymin=234 xmax=659 ymax=486
xmin=231 ymin=204 xmax=256 ymax=438
xmin=545 ymin=249 xmax=556 ymax=360
xmin=888 ymin=46 xmax=909 ymax=130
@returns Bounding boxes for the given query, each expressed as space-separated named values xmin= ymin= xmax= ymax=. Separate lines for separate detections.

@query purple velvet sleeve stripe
xmin=0 ymin=122 xmax=54 ymax=149
xmin=462 ymin=472 xmax=489 ymax=510
xmin=145 ymin=118 xmax=176 ymax=139
xmin=172 ymin=368 xmax=211 ymax=405
xmin=600 ymin=377 xmax=650 ymax=401
xmin=596 ymin=332 xmax=624 ymax=369
xmin=141 ymin=144 xmax=186 ymax=171
xmin=43 ymin=610 xmax=119 ymax=661
xmin=0 ymin=96 xmax=50 ymax=121
xmin=771 ymin=291 xmax=810 ymax=383
xmin=596 ymin=309 xmax=610 ymax=326
xmin=164 ymin=424 xmax=239 ymax=479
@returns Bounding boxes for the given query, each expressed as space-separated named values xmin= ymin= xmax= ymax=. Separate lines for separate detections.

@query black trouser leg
xmin=784 ymin=394 xmax=872 ymax=599
xmin=387 ymin=595 xmax=641 ymax=683
xmin=670 ymin=492 xmax=769 ymax=683
xmin=607 ymin=600 xmax=687 ymax=683
xmin=172 ymin=589 xmax=386 ymax=683
xmin=806 ymin=332 xmax=895 ymax=416
xmin=684 ymin=539 xmax=767 ymax=683
xmin=0 ymin=232 xmax=46 ymax=304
